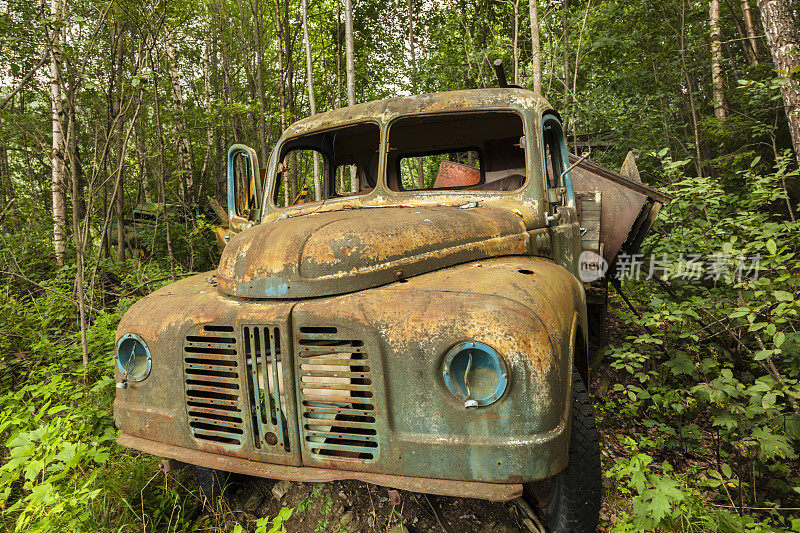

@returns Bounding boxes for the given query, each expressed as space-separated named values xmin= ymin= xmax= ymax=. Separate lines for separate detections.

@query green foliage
xmin=600 ymin=152 xmax=800 ymax=530
xmin=234 ymin=507 xmax=295 ymax=533
xmin=0 ymin=235 xmax=194 ymax=530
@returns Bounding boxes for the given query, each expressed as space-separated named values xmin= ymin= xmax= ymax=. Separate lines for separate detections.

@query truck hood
xmin=216 ymin=205 xmax=530 ymax=299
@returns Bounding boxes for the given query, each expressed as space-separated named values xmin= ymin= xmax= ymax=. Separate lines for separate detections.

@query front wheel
xmin=524 ymin=372 xmax=601 ymax=532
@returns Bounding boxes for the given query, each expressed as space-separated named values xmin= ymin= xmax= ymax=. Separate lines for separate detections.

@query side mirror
xmin=227 ymin=145 xmax=262 ymax=232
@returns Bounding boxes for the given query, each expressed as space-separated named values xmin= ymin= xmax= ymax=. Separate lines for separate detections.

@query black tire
xmin=525 ymin=372 xmax=601 ymax=532
xmin=194 ymin=466 xmax=232 ymax=504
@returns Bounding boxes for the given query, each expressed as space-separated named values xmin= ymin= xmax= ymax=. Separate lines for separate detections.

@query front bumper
xmin=117 ymin=433 xmax=523 ymax=502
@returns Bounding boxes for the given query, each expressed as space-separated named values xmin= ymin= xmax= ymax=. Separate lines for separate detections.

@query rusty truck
xmin=113 ymin=87 xmax=670 ymax=531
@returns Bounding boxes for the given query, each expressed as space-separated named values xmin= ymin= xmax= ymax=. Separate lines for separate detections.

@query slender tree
xmin=254 ymin=0 xmax=269 ymax=163
xmin=49 ymin=0 xmax=67 ymax=265
xmin=274 ymin=0 xmax=290 ymax=205
xmin=344 ymin=0 xmax=357 ymax=193
xmin=302 ymin=0 xmax=322 ymax=200
xmin=151 ymin=45 xmax=177 ymax=282
xmin=741 ymin=0 xmax=760 ymax=65
xmin=165 ymin=27 xmax=194 ymax=202
xmin=114 ymin=22 xmax=127 ymax=261
xmin=529 ymin=0 xmax=541 ymax=93
xmin=710 ymin=0 xmax=728 ymax=119
xmin=199 ymin=21 xmax=215 ymax=201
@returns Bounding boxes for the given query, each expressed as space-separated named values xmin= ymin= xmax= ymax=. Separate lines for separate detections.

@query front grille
xmin=297 ymin=326 xmax=378 ymax=461
xmin=183 ymin=325 xmax=244 ymax=446
xmin=243 ymin=325 xmax=290 ymax=451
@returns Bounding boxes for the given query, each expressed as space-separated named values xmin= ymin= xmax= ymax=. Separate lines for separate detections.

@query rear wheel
xmin=524 ymin=372 xmax=601 ymax=532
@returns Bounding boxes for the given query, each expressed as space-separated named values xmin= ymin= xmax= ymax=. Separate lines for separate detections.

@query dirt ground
xmin=222 ymin=476 xmax=534 ymax=532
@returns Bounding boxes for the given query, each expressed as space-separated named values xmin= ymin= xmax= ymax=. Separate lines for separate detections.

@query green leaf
xmin=762 ymin=392 xmax=777 ymax=409
xmin=775 ymin=331 xmax=786 ymax=348
xmin=774 ymin=290 xmax=793 ymax=302
xmin=766 ymin=239 xmax=777 ymax=254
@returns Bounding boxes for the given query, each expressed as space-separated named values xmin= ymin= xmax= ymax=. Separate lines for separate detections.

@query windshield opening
xmin=272 ymin=122 xmax=380 ymax=207
xmin=387 ymin=112 xmax=526 ymax=192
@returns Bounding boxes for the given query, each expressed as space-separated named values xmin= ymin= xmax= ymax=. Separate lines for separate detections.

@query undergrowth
xmin=596 ymin=152 xmax=800 ymax=532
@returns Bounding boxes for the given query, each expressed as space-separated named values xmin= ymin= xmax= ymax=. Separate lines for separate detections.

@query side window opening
xmin=542 ymin=115 xmax=572 ymax=207
xmin=273 ymin=122 xmax=380 ymax=207
xmin=387 ymin=112 xmax=526 ymax=192
xmin=543 ymin=123 xmax=564 ymax=189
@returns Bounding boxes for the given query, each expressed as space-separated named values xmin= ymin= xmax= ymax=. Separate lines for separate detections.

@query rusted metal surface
xmin=217 ymin=205 xmax=529 ymax=298
xmin=571 ymin=151 xmax=672 ymax=266
xmin=114 ymin=87 xmax=670 ymax=503
xmin=119 ymin=433 xmax=523 ymax=502
xmin=434 ymin=161 xmax=482 ymax=188
xmin=115 ymin=257 xmax=580 ymax=483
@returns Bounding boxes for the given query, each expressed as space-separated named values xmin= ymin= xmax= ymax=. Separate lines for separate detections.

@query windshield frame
xmin=262 ymin=105 xmax=543 ymax=223
xmin=265 ymin=118 xmax=385 ymax=216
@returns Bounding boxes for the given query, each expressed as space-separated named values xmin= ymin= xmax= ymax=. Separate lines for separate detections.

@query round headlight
xmin=116 ymin=333 xmax=151 ymax=382
xmin=442 ymin=341 xmax=508 ymax=408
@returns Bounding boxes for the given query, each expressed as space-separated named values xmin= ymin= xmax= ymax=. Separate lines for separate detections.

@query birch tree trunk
xmin=710 ymin=0 xmax=728 ymax=119
xmin=511 ymin=0 xmax=518 ymax=85
xmin=49 ymin=0 xmax=67 ymax=265
xmin=757 ymin=0 xmax=800 ymax=165
xmin=529 ymin=0 xmax=541 ymax=93
xmin=165 ymin=27 xmax=194 ymax=202
xmin=344 ymin=0 xmax=358 ymax=193
xmin=337 ymin=0 xmax=345 ymax=192
xmin=741 ymin=0 xmax=760 ymax=65
xmin=302 ymin=0 xmax=322 ymax=200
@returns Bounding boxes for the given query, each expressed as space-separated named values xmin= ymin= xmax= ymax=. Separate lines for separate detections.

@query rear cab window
xmin=387 ymin=112 xmax=526 ymax=193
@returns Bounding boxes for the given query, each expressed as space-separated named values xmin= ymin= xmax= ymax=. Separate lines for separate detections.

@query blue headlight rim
xmin=442 ymin=341 xmax=508 ymax=407
xmin=116 ymin=333 xmax=151 ymax=381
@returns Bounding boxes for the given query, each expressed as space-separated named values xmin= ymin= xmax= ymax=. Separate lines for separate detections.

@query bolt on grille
xmin=297 ymin=326 xmax=378 ymax=461
xmin=183 ymin=325 xmax=244 ymax=446
xmin=243 ymin=325 xmax=290 ymax=451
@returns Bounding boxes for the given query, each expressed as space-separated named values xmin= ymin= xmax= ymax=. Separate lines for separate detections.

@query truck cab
xmin=114 ymin=88 xmax=669 ymax=531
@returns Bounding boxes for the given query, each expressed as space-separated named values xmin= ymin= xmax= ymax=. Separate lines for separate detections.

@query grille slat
xmin=244 ymin=325 xmax=291 ymax=452
xmin=300 ymin=382 xmax=372 ymax=392
xmin=298 ymin=327 xmax=378 ymax=462
xmin=184 ymin=325 xmax=243 ymax=447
